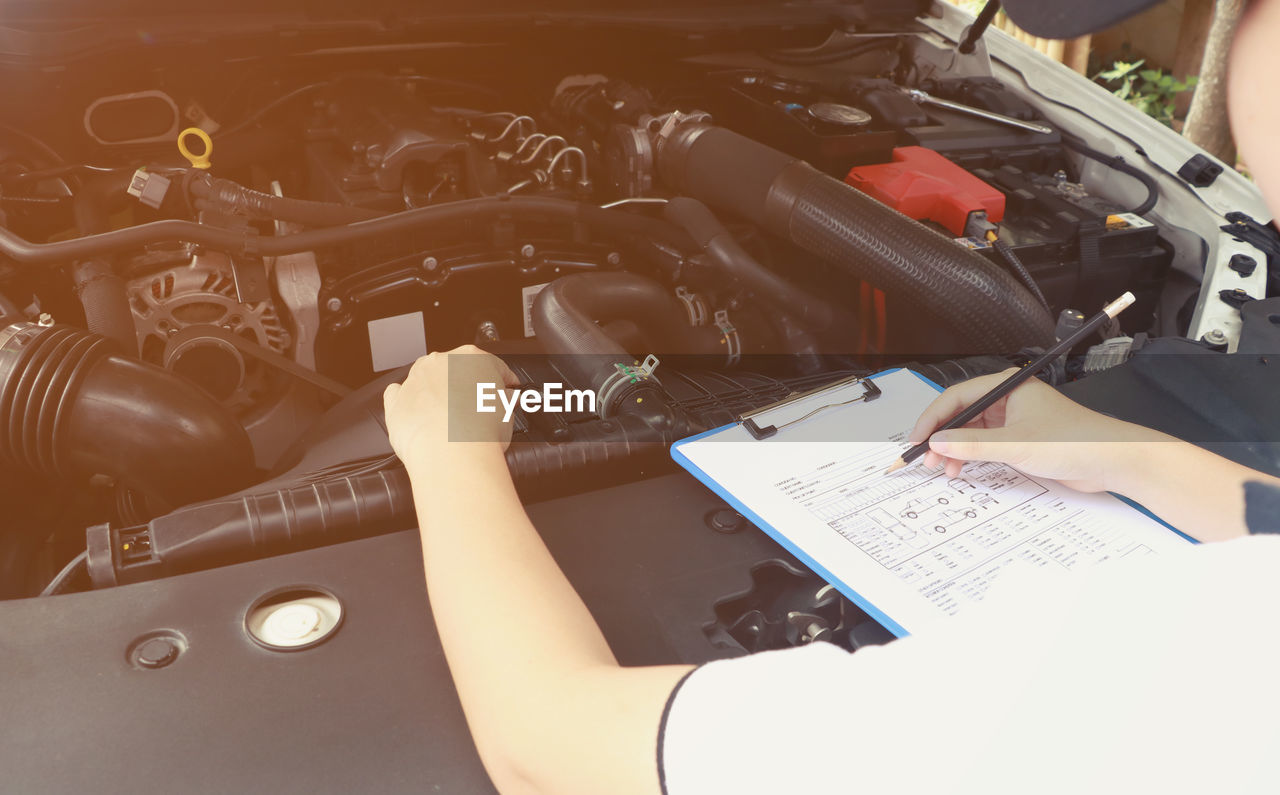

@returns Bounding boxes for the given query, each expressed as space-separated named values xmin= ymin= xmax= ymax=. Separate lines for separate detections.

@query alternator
xmin=127 ymin=251 xmax=290 ymax=414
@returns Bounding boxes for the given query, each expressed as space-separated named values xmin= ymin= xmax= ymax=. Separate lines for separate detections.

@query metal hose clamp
xmin=596 ymin=354 xmax=661 ymax=418
xmin=714 ymin=309 xmax=741 ymax=367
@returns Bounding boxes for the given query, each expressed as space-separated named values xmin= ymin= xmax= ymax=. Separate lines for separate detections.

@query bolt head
xmin=606 ymin=252 xmax=621 ymax=266
xmin=423 ymin=256 xmax=438 ymax=271
xmin=520 ymin=244 xmax=536 ymax=260
xmin=1204 ymin=329 xmax=1228 ymax=345
xmin=326 ymin=297 xmax=343 ymax=312
xmin=134 ymin=637 xmax=179 ymax=669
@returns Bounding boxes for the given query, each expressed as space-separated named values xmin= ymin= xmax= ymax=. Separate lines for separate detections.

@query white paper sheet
xmin=673 ymin=368 xmax=1191 ymax=635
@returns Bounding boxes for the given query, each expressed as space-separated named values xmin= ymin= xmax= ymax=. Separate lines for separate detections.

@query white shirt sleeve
xmin=659 ymin=536 xmax=1280 ymax=795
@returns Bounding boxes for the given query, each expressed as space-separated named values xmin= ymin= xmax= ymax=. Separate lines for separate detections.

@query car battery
xmin=845 ymin=145 xmax=1005 ymax=236
xmin=968 ymin=163 xmax=1171 ymax=328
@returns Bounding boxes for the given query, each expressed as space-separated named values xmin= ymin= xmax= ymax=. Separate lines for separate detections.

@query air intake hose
xmin=87 ymin=466 xmax=411 ymax=587
xmin=531 ymin=271 xmax=727 ymax=414
xmin=662 ymin=197 xmax=838 ymax=330
xmin=0 ymin=323 xmax=254 ymax=507
xmin=656 ymin=124 xmax=1056 ymax=353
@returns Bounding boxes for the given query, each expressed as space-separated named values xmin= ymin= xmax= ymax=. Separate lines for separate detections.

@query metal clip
xmin=714 ymin=309 xmax=741 ymax=367
xmin=595 ymin=355 xmax=661 ymax=418
xmin=739 ymin=374 xmax=881 ymax=440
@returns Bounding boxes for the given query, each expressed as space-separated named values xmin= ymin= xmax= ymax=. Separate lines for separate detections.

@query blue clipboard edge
xmin=669 ymin=367 xmax=1193 ymax=640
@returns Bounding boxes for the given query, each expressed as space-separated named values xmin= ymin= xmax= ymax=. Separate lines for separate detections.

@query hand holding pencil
xmin=888 ymin=292 xmax=1143 ymax=489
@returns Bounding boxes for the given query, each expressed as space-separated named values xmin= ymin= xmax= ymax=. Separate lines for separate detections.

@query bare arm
xmin=384 ymin=348 xmax=691 ymax=795
xmin=909 ymin=371 xmax=1280 ymax=542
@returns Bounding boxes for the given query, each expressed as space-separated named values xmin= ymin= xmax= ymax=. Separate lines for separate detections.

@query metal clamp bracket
xmin=714 ymin=309 xmax=741 ymax=367
xmin=739 ymin=374 xmax=881 ymax=440
xmin=596 ymin=354 xmax=661 ymax=418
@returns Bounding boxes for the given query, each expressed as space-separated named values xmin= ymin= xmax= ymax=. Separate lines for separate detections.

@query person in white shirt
xmin=381 ymin=1 xmax=1280 ymax=792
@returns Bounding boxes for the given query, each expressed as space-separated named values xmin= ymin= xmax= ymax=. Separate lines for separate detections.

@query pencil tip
xmin=885 ymin=458 xmax=906 ymax=475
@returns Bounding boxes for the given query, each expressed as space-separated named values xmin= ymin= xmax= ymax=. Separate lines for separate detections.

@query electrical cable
xmin=39 ymin=550 xmax=88 ymax=596
xmin=760 ymin=35 xmax=900 ymax=66
xmin=987 ymin=230 xmax=1051 ymax=312
xmin=1061 ymin=135 xmax=1159 ymax=216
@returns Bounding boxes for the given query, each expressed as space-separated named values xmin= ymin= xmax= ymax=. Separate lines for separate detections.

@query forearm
xmin=1106 ymin=436 xmax=1280 ymax=542
xmin=407 ymin=443 xmax=688 ymax=794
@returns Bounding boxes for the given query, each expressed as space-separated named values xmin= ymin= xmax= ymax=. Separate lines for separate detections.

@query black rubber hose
xmin=657 ymin=125 xmax=1056 ymax=354
xmin=506 ymin=410 xmax=681 ymax=500
xmin=1061 ymin=136 xmax=1159 ymax=216
xmin=188 ymin=173 xmax=386 ymax=226
xmin=86 ymin=402 xmax=690 ymax=587
xmin=530 ymin=271 xmax=726 ymax=398
xmin=71 ymin=175 xmax=137 ymax=353
xmin=86 ymin=466 xmax=412 ymax=587
xmin=663 ymin=197 xmax=838 ymax=330
xmin=0 ymin=323 xmax=254 ymax=508
xmin=990 ymin=237 xmax=1051 ymax=312
xmin=0 ymin=195 xmax=694 ymax=266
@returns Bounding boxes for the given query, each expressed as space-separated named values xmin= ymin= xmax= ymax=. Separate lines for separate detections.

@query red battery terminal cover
xmin=845 ymin=146 xmax=1005 ymax=237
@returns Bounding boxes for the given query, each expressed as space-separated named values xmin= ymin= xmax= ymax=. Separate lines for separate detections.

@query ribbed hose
xmin=786 ymin=175 xmax=1055 ymax=352
xmin=87 ymin=466 xmax=412 ymax=587
xmin=0 ymin=323 xmax=254 ymax=507
xmin=506 ymin=410 xmax=681 ymax=501
xmin=657 ymin=125 xmax=1056 ymax=354
xmin=88 ymin=405 xmax=688 ymax=587
xmin=71 ymin=260 xmax=136 ymax=353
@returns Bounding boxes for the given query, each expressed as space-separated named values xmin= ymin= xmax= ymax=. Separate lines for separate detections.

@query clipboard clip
xmin=739 ymin=374 xmax=881 ymax=440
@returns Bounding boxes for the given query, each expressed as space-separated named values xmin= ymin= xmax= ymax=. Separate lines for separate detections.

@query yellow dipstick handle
xmin=177 ymin=127 xmax=213 ymax=169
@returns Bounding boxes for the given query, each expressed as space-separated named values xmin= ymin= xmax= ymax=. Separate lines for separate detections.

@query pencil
xmin=885 ymin=291 xmax=1136 ymax=474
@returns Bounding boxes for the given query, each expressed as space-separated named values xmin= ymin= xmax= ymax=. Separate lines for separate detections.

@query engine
xmin=0 ymin=31 xmax=1198 ymax=600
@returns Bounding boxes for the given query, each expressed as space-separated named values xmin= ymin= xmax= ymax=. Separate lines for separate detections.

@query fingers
xmin=382 ymin=381 xmax=400 ymax=412
xmin=496 ymin=357 xmax=520 ymax=388
xmin=928 ymin=425 xmax=1017 ymax=464
xmin=908 ymin=369 xmax=1018 ymax=444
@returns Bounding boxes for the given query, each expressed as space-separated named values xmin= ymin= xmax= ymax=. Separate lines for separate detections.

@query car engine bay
xmin=0 ymin=1 xmax=1277 ymax=651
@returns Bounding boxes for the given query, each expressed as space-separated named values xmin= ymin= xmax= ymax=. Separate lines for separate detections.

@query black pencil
xmin=885 ymin=291 xmax=1136 ymax=474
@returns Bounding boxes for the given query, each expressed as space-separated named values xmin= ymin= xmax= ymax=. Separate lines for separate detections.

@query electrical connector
xmin=126 ymin=168 xmax=172 ymax=209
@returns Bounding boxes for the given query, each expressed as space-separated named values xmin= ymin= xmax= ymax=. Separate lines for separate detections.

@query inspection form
xmin=671 ymin=368 xmax=1191 ymax=635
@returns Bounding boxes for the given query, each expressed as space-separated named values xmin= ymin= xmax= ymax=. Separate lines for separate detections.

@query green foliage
xmin=1094 ymin=59 xmax=1198 ymax=126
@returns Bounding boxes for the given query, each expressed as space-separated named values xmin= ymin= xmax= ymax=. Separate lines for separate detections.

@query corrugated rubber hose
xmin=657 ymin=124 xmax=1056 ymax=354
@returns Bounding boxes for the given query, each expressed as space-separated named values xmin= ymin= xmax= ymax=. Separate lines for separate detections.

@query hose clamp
xmin=675 ymin=286 xmax=707 ymax=326
xmin=714 ymin=309 xmax=741 ymax=367
xmin=596 ymin=354 xmax=660 ymax=418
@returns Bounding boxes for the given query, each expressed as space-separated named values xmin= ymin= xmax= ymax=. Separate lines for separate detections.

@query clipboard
xmin=670 ymin=368 xmax=1193 ymax=638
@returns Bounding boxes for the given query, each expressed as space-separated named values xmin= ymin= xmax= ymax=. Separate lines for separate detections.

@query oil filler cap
xmin=805 ymin=102 xmax=872 ymax=129
xmin=246 ymin=588 xmax=343 ymax=651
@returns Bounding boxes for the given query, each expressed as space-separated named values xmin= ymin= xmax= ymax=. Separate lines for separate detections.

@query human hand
xmin=382 ymin=346 xmax=520 ymax=472
xmin=907 ymin=369 xmax=1167 ymax=493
